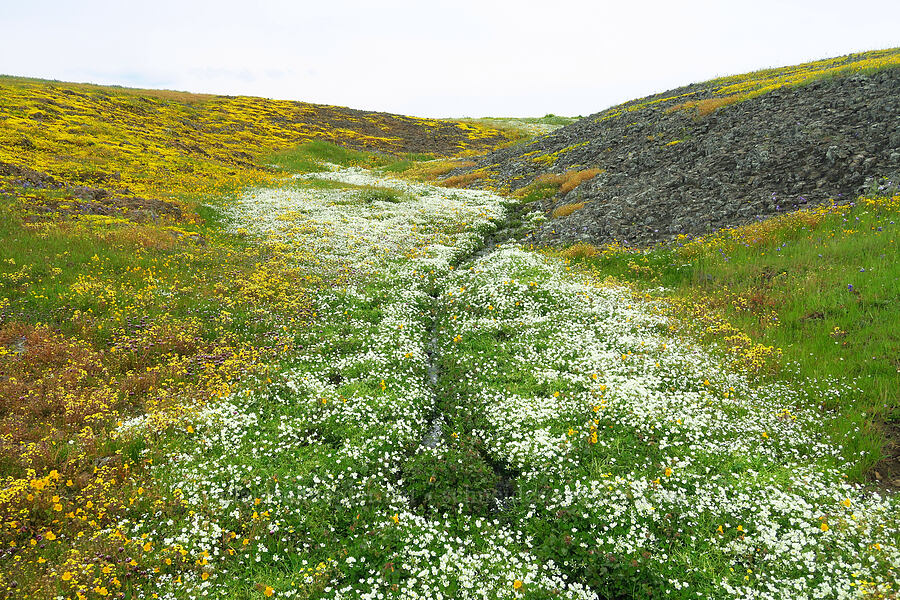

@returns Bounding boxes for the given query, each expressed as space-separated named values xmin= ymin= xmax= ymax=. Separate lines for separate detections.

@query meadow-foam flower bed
xmin=106 ymin=168 xmax=898 ymax=600
xmin=112 ymin=170 xmax=600 ymax=598
xmin=433 ymin=245 xmax=900 ymax=599
xmin=223 ymin=168 xmax=509 ymax=274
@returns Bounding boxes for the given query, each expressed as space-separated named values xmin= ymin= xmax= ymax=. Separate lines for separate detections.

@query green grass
xmin=266 ymin=142 xmax=439 ymax=185
xmin=472 ymin=114 xmax=580 ymax=127
xmin=380 ymin=152 xmax=438 ymax=173
xmin=518 ymin=114 xmax=581 ymax=126
xmin=559 ymin=192 xmax=900 ymax=480
xmin=0 ymin=200 xmax=263 ymax=344
xmin=265 ymin=140 xmax=392 ymax=173
xmin=287 ymin=177 xmax=414 ymax=206
xmin=455 ymin=115 xmax=580 ymax=147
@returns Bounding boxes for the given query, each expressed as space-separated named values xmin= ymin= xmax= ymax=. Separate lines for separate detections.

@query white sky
xmin=1 ymin=0 xmax=898 ymax=118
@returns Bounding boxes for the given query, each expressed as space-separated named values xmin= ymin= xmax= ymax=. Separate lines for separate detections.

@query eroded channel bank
xmin=115 ymin=167 xmax=899 ymax=600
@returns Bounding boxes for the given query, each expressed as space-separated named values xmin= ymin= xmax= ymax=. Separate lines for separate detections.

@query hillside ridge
xmin=453 ymin=48 xmax=900 ymax=247
xmin=0 ymin=75 xmax=513 ymax=219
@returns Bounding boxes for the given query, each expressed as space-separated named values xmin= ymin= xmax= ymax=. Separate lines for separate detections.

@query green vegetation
xmin=470 ymin=114 xmax=579 ymax=127
xmin=554 ymin=188 xmax=900 ymax=480
xmin=435 ymin=227 xmax=899 ymax=599
xmin=3 ymin=52 xmax=900 ymax=600
xmin=264 ymin=141 xmax=440 ymax=176
xmin=380 ymin=152 xmax=439 ymax=173
xmin=460 ymin=115 xmax=579 ymax=143
xmin=402 ymin=442 xmax=500 ymax=517
xmin=265 ymin=140 xmax=391 ymax=173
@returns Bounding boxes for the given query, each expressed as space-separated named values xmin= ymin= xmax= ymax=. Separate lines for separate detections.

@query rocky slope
xmin=457 ymin=49 xmax=900 ymax=247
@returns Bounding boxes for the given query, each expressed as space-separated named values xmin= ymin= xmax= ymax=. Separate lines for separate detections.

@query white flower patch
xmin=333 ymin=515 xmax=596 ymax=600
xmin=435 ymin=244 xmax=900 ymax=599
xmin=116 ymin=168 xmax=592 ymax=599
xmin=226 ymin=167 xmax=509 ymax=274
xmin=115 ymin=166 xmax=898 ymax=599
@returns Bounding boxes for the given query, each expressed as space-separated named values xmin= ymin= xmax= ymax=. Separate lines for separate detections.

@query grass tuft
xmin=405 ymin=160 xmax=475 ymax=180
xmin=551 ymin=202 xmax=586 ymax=219
xmin=439 ymin=172 xmax=485 ymax=188
xmin=265 ymin=140 xmax=388 ymax=172
xmin=515 ymin=168 xmax=603 ymax=199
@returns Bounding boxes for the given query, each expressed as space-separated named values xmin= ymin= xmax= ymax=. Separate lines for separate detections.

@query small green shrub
xmin=359 ymin=187 xmax=404 ymax=203
xmin=402 ymin=442 xmax=499 ymax=516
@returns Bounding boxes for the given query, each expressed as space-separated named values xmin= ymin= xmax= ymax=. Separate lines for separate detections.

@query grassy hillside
xmin=0 ymin=75 xmax=513 ymax=212
xmin=595 ymin=47 xmax=900 ymax=122
xmin=0 ymin=78 xmax=518 ymax=598
xmin=1 ymin=56 xmax=898 ymax=600
xmin=549 ymin=185 xmax=900 ymax=483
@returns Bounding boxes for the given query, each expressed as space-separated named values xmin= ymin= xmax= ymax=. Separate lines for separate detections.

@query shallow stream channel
xmin=127 ymin=165 xmax=900 ymax=599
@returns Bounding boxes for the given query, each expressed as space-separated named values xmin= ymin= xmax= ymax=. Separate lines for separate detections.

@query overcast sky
xmin=2 ymin=1 xmax=898 ymax=118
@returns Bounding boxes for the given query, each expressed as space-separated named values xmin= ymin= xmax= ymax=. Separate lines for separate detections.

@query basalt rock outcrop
xmin=458 ymin=56 xmax=900 ymax=248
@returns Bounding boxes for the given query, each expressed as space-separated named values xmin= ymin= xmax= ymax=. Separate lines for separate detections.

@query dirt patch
xmin=0 ymin=160 xmax=64 ymax=189
xmin=33 ymin=192 xmax=182 ymax=222
xmin=1 ymin=161 xmax=182 ymax=223
xmin=871 ymin=421 xmax=900 ymax=490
